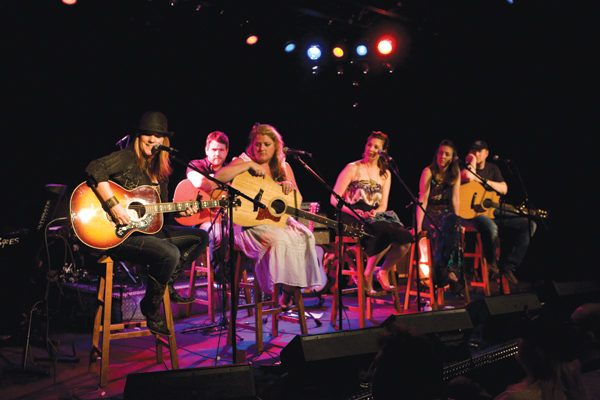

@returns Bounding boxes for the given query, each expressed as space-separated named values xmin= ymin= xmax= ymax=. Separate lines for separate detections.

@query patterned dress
xmin=341 ymin=180 xmax=413 ymax=256
xmin=422 ymin=176 xmax=462 ymax=285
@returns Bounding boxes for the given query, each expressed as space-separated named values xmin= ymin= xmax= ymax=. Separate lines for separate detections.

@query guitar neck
xmin=285 ymin=206 xmax=339 ymax=231
xmin=145 ymin=199 xmax=224 ymax=215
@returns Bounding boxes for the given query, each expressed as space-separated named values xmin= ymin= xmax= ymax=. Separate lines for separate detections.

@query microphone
xmin=153 ymin=144 xmax=179 ymax=154
xmin=492 ymin=155 xmax=511 ymax=163
xmin=378 ymin=150 xmax=392 ymax=161
xmin=115 ymin=134 xmax=130 ymax=149
xmin=283 ymin=147 xmax=312 ymax=158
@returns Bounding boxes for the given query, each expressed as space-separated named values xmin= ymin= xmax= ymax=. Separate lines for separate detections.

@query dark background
xmin=1 ymin=0 xmax=595 ymax=282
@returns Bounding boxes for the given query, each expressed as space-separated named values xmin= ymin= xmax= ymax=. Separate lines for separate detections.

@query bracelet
xmin=105 ymin=196 xmax=119 ymax=209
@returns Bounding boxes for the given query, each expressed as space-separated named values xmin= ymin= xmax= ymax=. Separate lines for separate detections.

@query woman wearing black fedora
xmin=84 ymin=111 xmax=208 ymax=335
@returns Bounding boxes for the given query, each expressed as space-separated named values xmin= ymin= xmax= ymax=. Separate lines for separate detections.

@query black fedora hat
xmin=136 ymin=111 xmax=174 ymax=137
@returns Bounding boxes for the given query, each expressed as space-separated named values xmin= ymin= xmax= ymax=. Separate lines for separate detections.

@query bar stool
xmin=330 ymin=236 xmax=366 ymax=329
xmin=329 ymin=236 xmax=401 ymax=328
xmin=228 ymin=252 xmax=308 ymax=353
xmin=185 ymin=249 xmax=217 ymax=320
xmin=461 ymin=226 xmax=493 ymax=301
xmin=89 ymin=256 xmax=178 ymax=387
xmin=404 ymin=235 xmax=445 ymax=311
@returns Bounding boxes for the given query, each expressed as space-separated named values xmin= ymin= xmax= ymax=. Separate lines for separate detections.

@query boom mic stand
xmin=288 ymin=154 xmax=369 ymax=330
xmin=164 ymin=149 xmax=266 ymax=364
xmin=381 ymin=153 xmax=441 ymax=312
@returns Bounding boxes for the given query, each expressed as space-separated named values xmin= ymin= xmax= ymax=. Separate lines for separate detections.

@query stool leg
xmin=163 ymin=291 xmax=179 ymax=369
xmin=89 ymin=272 xmax=105 ymax=372
xmin=292 ymin=287 xmax=308 ymax=335
xmin=205 ymin=253 xmax=215 ymax=321
xmin=186 ymin=260 xmax=198 ymax=317
xmin=354 ymin=246 xmax=366 ymax=329
xmin=100 ymin=259 xmax=113 ymax=387
xmin=404 ymin=244 xmax=416 ymax=310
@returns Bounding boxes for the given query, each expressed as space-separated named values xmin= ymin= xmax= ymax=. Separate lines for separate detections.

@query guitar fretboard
xmin=286 ymin=206 xmax=364 ymax=237
xmin=144 ymin=200 xmax=224 ymax=214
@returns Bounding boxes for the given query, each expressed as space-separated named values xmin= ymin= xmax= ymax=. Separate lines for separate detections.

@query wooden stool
xmin=186 ymin=249 xmax=217 ymax=320
xmin=329 ymin=237 xmax=401 ymax=328
xmin=461 ymin=226 xmax=512 ymax=301
xmin=90 ymin=256 xmax=178 ymax=387
xmin=404 ymin=236 xmax=445 ymax=311
xmin=228 ymin=253 xmax=308 ymax=353
xmin=330 ymin=236 xmax=366 ymax=329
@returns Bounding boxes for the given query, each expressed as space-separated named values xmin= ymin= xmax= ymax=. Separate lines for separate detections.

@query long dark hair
xmin=369 ymin=131 xmax=390 ymax=179
xmin=428 ymin=139 xmax=459 ymax=186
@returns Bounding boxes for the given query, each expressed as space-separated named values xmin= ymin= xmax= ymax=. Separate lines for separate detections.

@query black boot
xmin=168 ymin=284 xmax=195 ymax=304
xmin=140 ymin=275 xmax=171 ymax=336
xmin=167 ymin=263 xmax=195 ymax=304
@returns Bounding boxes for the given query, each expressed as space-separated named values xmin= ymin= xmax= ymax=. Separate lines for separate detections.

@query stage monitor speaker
xmin=382 ymin=309 xmax=474 ymax=362
xmin=280 ymin=327 xmax=385 ymax=397
xmin=467 ymin=293 xmax=542 ymax=344
xmin=123 ymin=363 xmax=256 ymax=400
xmin=544 ymin=280 xmax=600 ymax=319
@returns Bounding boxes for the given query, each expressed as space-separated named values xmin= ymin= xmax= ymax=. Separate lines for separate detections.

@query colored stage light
xmin=306 ymin=45 xmax=322 ymax=61
xmin=355 ymin=44 xmax=368 ymax=57
xmin=376 ymin=37 xmax=394 ymax=55
xmin=332 ymin=46 xmax=344 ymax=58
xmin=62 ymin=0 xmax=77 ymax=4
xmin=245 ymin=35 xmax=259 ymax=45
xmin=284 ymin=42 xmax=296 ymax=53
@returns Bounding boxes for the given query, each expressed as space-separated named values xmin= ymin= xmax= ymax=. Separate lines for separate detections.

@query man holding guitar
xmin=460 ymin=140 xmax=537 ymax=286
xmin=176 ymin=131 xmax=230 ymax=282
xmin=82 ymin=111 xmax=208 ymax=335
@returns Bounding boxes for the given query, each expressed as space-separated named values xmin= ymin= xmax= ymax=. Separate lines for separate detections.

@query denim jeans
xmin=109 ymin=225 xmax=208 ymax=284
xmin=462 ymin=210 xmax=536 ymax=272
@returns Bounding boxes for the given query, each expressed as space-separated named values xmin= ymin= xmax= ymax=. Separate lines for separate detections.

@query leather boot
xmin=140 ymin=275 xmax=171 ymax=336
xmin=167 ymin=263 xmax=195 ymax=304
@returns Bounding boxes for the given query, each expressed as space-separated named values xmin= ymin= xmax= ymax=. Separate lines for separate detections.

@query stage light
xmin=311 ymin=65 xmax=319 ymax=75
xmin=306 ymin=45 xmax=322 ymax=61
xmin=62 ymin=0 xmax=77 ymax=4
xmin=355 ymin=44 xmax=368 ymax=57
xmin=245 ymin=35 xmax=258 ymax=45
xmin=383 ymin=62 xmax=395 ymax=74
xmin=284 ymin=42 xmax=296 ymax=53
xmin=336 ymin=65 xmax=344 ymax=75
xmin=376 ymin=36 xmax=394 ymax=55
xmin=332 ymin=46 xmax=344 ymax=58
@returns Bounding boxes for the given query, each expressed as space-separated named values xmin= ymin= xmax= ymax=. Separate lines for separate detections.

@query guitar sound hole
xmin=271 ymin=199 xmax=285 ymax=214
xmin=128 ymin=202 xmax=146 ymax=219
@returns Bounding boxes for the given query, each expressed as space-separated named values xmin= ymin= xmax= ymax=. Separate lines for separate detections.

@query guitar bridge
xmin=253 ymin=189 xmax=264 ymax=212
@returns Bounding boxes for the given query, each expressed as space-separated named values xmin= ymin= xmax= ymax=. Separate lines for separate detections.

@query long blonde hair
xmin=246 ymin=123 xmax=286 ymax=182
xmin=132 ymin=136 xmax=173 ymax=182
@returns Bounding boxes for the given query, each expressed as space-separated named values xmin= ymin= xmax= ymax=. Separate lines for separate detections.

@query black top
xmin=85 ymin=148 xmax=168 ymax=201
xmin=474 ymin=162 xmax=505 ymax=184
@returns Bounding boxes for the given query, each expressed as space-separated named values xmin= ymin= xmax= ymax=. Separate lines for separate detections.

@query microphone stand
xmin=382 ymin=154 xmax=441 ymax=312
xmin=163 ymin=149 xmax=266 ymax=364
xmin=288 ymin=154 xmax=369 ymax=330
xmin=181 ymin=207 xmax=231 ymax=336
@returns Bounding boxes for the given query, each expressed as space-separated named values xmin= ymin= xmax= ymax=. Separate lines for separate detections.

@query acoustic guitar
xmin=229 ymin=171 xmax=369 ymax=239
xmin=458 ymin=181 xmax=548 ymax=220
xmin=172 ymin=178 xmax=225 ymax=227
xmin=70 ymin=180 xmax=228 ymax=250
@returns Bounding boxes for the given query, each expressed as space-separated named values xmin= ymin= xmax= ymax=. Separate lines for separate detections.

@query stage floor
xmin=0 ymin=280 xmax=526 ymax=400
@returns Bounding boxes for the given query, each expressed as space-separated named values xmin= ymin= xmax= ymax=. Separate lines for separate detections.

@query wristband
xmin=105 ymin=196 xmax=119 ymax=209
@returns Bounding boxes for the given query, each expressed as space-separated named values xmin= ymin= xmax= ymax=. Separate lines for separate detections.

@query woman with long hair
xmin=215 ymin=123 xmax=325 ymax=307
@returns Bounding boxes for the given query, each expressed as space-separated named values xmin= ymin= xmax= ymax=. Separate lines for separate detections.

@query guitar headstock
xmin=518 ymin=204 xmax=549 ymax=219
xmin=344 ymin=223 xmax=373 ymax=239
